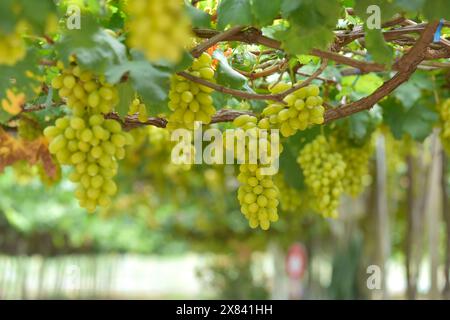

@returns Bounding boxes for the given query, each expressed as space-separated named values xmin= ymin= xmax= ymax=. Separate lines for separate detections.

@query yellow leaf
xmin=1 ymin=89 xmax=25 ymax=115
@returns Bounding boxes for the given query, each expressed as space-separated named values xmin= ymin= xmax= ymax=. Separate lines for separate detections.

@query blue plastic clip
xmin=433 ymin=19 xmax=444 ymax=43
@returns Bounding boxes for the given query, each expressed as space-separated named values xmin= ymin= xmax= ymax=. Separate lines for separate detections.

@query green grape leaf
xmin=365 ymin=29 xmax=393 ymax=66
xmin=251 ymin=0 xmax=281 ymax=26
xmin=335 ymin=109 xmax=381 ymax=145
xmin=382 ymin=97 xmax=438 ymax=141
xmin=0 ymin=0 xmax=56 ymax=34
xmin=275 ymin=24 xmax=335 ymax=54
xmin=55 ymin=15 xmax=127 ymax=74
xmin=280 ymin=0 xmax=301 ymax=17
xmin=394 ymin=0 xmax=425 ymax=12
xmin=341 ymin=73 xmax=383 ymax=95
xmin=422 ymin=0 xmax=449 ymax=20
xmin=0 ymin=49 xmax=42 ymax=104
xmin=354 ymin=0 xmax=399 ymax=23
xmin=217 ymin=0 xmax=253 ymax=30
xmin=116 ymin=82 xmax=135 ymax=118
xmin=105 ymin=52 xmax=171 ymax=115
xmin=185 ymin=1 xmax=211 ymax=28
xmin=213 ymin=50 xmax=248 ymax=89
xmin=279 ymin=142 xmax=305 ymax=189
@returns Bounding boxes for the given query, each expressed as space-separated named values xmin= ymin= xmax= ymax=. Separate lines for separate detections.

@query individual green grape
xmin=237 ymin=164 xmax=280 ymax=230
xmin=167 ymin=53 xmax=216 ymax=130
xmin=262 ymin=82 xmax=324 ymax=137
xmin=51 ymin=60 xmax=119 ymax=115
xmin=0 ymin=21 xmax=27 ymax=66
xmin=297 ymin=135 xmax=346 ymax=218
xmin=44 ymin=111 xmax=133 ymax=213
xmin=125 ymin=0 xmax=192 ymax=63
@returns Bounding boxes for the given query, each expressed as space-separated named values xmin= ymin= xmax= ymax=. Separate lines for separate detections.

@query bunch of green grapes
xmin=230 ymin=114 xmax=281 ymax=230
xmin=0 ymin=21 xmax=27 ymax=66
xmin=128 ymin=98 xmax=148 ymax=123
xmin=237 ymin=164 xmax=280 ymax=230
xmin=44 ymin=113 xmax=133 ymax=212
xmin=297 ymin=135 xmax=346 ymax=218
xmin=167 ymin=53 xmax=215 ymax=130
xmin=125 ymin=0 xmax=192 ymax=63
xmin=275 ymin=175 xmax=302 ymax=213
xmin=333 ymin=138 xmax=374 ymax=197
xmin=17 ymin=116 xmax=41 ymax=141
xmin=51 ymin=60 xmax=119 ymax=115
xmin=439 ymin=99 xmax=450 ymax=153
xmin=262 ymin=82 xmax=324 ymax=137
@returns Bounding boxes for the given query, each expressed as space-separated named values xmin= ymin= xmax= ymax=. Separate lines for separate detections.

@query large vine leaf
xmin=185 ymin=0 xmax=211 ymax=28
xmin=55 ymin=15 xmax=127 ymax=74
xmin=213 ymin=50 xmax=248 ymax=89
xmin=106 ymin=52 xmax=171 ymax=115
xmin=365 ymin=29 xmax=393 ymax=66
xmin=217 ymin=0 xmax=254 ymax=30
xmin=382 ymin=97 xmax=438 ymax=141
xmin=251 ymin=0 xmax=282 ymax=26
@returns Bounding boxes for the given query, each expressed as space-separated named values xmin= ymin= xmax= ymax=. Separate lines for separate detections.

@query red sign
xmin=285 ymin=243 xmax=307 ymax=279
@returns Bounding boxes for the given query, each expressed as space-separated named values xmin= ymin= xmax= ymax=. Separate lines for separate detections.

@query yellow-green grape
xmin=237 ymin=164 xmax=280 ymax=230
xmin=0 ymin=21 xmax=27 ymax=66
xmin=44 ymin=112 xmax=133 ymax=212
xmin=167 ymin=53 xmax=215 ymax=130
xmin=128 ymin=98 xmax=140 ymax=115
xmin=138 ymin=103 xmax=148 ymax=123
xmin=51 ymin=62 xmax=119 ymax=115
xmin=262 ymin=82 xmax=324 ymax=137
xmin=297 ymin=135 xmax=346 ymax=218
xmin=275 ymin=175 xmax=302 ymax=212
xmin=334 ymin=139 xmax=373 ymax=197
xmin=125 ymin=0 xmax=192 ymax=63
xmin=440 ymin=99 xmax=450 ymax=154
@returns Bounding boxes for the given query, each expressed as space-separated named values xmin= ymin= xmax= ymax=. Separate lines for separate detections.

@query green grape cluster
xmin=51 ymin=61 xmax=119 ymax=115
xmin=297 ymin=135 xmax=346 ymax=218
xmin=128 ymin=98 xmax=148 ymax=123
xmin=0 ymin=21 xmax=27 ymax=66
xmin=230 ymin=114 xmax=281 ymax=230
xmin=262 ymin=82 xmax=324 ymax=137
xmin=334 ymin=139 xmax=373 ymax=197
xmin=439 ymin=99 xmax=450 ymax=153
xmin=125 ymin=0 xmax=192 ymax=63
xmin=275 ymin=175 xmax=302 ymax=213
xmin=167 ymin=53 xmax=215 ymax=130
xmin=237 ymin=164 xmax=280 ymax=230
xmin=44 ymin=113 xmax=133 ymax=212
xmin=227 ymin=114 xmax=281 ymax=164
